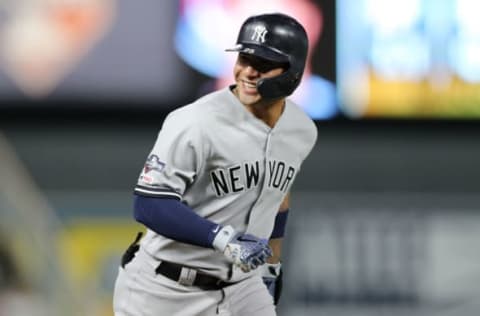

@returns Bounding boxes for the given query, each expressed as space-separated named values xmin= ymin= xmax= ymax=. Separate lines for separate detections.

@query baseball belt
xmin=155 ymin=261 xmax=236 ymax=291
xmin=121 ymin=232 xmax=235 ymax=291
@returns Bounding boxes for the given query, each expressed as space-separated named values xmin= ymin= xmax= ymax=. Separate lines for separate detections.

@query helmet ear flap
xmin=257 ymin=70 xmax=301 ymax=99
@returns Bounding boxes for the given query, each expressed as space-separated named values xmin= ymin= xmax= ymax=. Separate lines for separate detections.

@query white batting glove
xmin=212 ymin=225 xmax=272 ymax=272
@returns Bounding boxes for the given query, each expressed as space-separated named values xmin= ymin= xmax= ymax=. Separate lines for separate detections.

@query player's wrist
xmin=261 ymin=261 xmax=282 ymax=278
xmin=261 ymin=261 xmax=283 ymax=305
xmin=211 ymin=225 xmax=237 ymax=251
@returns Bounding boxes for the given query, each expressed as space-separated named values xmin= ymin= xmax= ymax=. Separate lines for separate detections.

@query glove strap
xmin=212 ymin=225 xmax=236 ymax=251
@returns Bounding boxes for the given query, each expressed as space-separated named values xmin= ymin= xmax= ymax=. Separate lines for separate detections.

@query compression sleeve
xmin=133 ymin=194 xmax=220 ymax=248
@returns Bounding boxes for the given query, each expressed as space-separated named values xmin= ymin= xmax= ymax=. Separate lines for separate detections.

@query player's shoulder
xmin=165 ymin=88 xmax=228 ymax=123
xmin=285 ymin=99 xmax=318 ymax=144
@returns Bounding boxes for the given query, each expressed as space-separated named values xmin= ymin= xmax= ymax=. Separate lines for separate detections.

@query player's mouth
xmin=241 ymin=80 xmax=258 ymax=94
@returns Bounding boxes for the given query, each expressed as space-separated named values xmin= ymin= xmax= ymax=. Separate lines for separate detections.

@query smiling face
xmin=233 ymin=53 xmax=287 ymax=106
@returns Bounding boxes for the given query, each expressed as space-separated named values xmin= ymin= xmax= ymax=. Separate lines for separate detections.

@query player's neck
xmin=231 ymin=85 xmax=285 ymax=128
xmin=247 ymin=99 xmax=285 ymax=128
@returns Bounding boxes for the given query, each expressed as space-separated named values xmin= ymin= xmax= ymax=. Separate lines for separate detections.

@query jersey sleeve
xmin=134 ymin=109 xmax=206 ymax=200
xmin=304 ymin=119 xmax=318 ymax=159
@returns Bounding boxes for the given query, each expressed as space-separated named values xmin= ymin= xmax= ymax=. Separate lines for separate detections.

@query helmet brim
xmin=226 ymin=43 xmax=289 ymax=64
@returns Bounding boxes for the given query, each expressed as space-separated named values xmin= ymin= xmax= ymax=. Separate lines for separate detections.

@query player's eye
xmin=238 ymin=53 xmax=286 ymax=73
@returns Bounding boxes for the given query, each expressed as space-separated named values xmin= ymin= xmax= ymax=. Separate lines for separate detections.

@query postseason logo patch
xmin=144 ymin=155 xmax=165 ymax=173
xmin=140 ymin=154 xmax=165 ymax=184
xmin=143 ymin=154 xmax=165 ymax=173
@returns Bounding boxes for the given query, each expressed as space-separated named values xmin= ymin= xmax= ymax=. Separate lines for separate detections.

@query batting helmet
xmin=226 ymin=13 xmax=308 ymax=99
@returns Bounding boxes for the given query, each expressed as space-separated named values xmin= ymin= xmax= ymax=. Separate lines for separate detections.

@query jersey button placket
xmin=261 ymin=130 xmax=273 ymax=200
xmin=246 ymin=130 xmax=272 ymax=233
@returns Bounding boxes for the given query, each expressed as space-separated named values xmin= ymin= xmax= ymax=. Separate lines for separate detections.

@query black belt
xmin=155 ymin=261 xmax=234 ymax=291
xmin=121 ymin=232 xmax=233 ymax=291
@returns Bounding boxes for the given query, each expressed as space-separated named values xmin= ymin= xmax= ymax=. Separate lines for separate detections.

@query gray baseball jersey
xmin=134 ymin=86 xmax=317 ymax=281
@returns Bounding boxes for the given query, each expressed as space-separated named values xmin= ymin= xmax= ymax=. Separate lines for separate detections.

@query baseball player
xmin=113 ymin=13 xmax=317 ymax=316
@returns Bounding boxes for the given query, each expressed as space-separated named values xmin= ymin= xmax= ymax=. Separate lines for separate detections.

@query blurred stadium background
xmin=1 ymin=1 xmax=480 ymax=315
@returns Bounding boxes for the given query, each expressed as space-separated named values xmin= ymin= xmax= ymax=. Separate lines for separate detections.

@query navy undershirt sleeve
xmin=133 ymin=194 xmax=220 ymax=248
xmin=270 ymin=209 xmax=289 ymax=239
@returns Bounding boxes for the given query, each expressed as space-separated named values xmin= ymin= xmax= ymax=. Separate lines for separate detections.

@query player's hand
xmin=260 ymin=262 xmax=283 ymax=305
xmin=212 ymin=225 xmax=272 ymax=272
xmin=226 ymin=233 xmax=272 ymax=272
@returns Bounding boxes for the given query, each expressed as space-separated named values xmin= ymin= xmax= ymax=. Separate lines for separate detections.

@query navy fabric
xmin=134 ymin=194 xmax=219 ymax=248
xmin=270 ymin=209 xmax=289 ymax=239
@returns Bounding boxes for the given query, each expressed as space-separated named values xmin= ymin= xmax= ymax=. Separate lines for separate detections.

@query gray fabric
xmin=134 ymin=86 xmax=317 ymax=281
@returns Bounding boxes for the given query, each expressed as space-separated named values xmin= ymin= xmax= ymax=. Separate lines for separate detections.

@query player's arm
xmin=131 ymin=112 xmax=271 ymax=272
xmin=267 ymin=193 xmax=290 ymax=263
xmin=133 ymin=194 xmax=272 ymax=272
xmin=261 ymin=193 xmax=290 ymax=305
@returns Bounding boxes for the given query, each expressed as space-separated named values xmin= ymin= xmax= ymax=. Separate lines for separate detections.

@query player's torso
xmin=184 ymin=98 xmax=305 ymax=238
xmin=141 ymin=88 xmax=315 ymax=278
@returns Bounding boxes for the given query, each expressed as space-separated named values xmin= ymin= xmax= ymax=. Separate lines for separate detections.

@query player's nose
xmin=244 ymin=65 xmax=260 ymax=77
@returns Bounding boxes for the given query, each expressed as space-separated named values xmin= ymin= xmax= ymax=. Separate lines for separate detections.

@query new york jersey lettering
xmin=210 ymin=161 xmax=260 ymax=197
xmin=210 ymin=160 xmax=295 ymax=197
xmin=267 ymin=160 xmax=296 ymax=193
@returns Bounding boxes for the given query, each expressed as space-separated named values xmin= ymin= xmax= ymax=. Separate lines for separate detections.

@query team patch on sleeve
xmin=139 ymin=154 xmax=165 ymax=184
xmin=135 ymin=154 xmax=182 ymax=200
xmin=144 ymin=154 xmax=165 ymax=173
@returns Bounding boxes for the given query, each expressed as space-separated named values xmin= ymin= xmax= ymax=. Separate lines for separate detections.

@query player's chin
xmin=237 ymin=88 xmax=261 ymax=104
xmin=238 ymin=93 xmax=261 ymax=106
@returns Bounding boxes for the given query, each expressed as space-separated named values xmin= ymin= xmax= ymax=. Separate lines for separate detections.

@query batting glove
xmin=212 ymin=225 xmax=272 ymax=272
xmin=261 ymin=262 xmax=283 ymax=305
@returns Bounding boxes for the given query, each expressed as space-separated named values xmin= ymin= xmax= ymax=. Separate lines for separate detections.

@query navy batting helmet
xmin=226 ymin=13 xmax=308 ymax=99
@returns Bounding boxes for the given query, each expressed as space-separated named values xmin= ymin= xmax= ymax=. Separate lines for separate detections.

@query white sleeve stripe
xmin=134 ymin=188 xmax=182 ymax=200
xmin=135 ymin=184 xmax=177 ymax=192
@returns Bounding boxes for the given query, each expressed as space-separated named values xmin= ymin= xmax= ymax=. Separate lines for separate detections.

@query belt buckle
xmin=178 ymin=267 xmax=197 ymax=286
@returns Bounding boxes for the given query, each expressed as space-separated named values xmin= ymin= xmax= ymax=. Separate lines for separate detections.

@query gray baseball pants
xmin=113 ymin=248 xmax=276 ymax=316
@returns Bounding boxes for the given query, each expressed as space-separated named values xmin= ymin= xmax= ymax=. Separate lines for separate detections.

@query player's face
xmin=233 ymin=53 xmax=285 ymax=106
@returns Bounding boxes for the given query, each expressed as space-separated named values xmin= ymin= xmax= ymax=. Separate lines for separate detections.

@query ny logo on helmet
xmin=251 ymin=25 xmax=268 ymax=43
